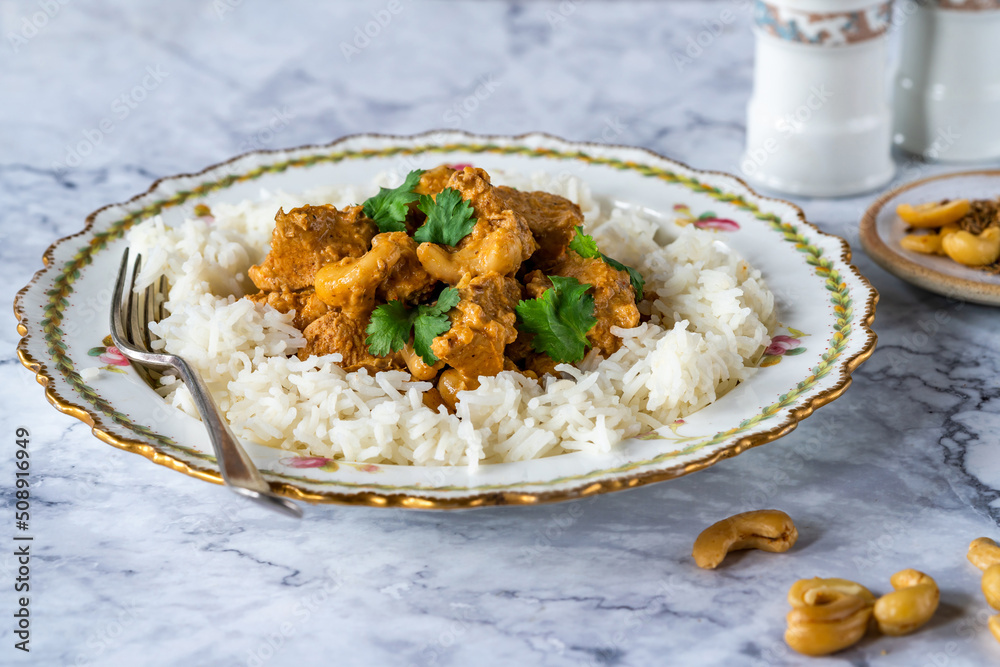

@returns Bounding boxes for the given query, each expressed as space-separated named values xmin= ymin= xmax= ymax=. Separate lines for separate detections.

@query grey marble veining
xmin=3 ymin=1 xmax=1000 ymax=665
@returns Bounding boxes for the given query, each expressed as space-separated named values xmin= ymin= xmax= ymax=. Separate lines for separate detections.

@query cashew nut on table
xmin=784 ymin=578 xmax=876 ymax=656
xmin=691 ymin=509 xmax=798 ymax=569
xmin=872 ymin=569 xmax=939 ymax=636
xmin=967 ymin=537 xmax=1000 ymax=572
xmin=967 ymin=537 xmax=1000 ymax=645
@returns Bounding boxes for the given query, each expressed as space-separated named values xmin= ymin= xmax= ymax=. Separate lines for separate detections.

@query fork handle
xmin=171 ymin=359 xmax=283 ymax=495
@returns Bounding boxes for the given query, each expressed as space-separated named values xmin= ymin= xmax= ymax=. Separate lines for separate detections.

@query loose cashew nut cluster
xmin=967 ymin=537 xmax=1000 ymax=612
xmin=784 ymin=578 xmax=876 ymax=656
xmin=967 ymin=537 xmax=1000 ymax=645
xmin=873 ymin=569 xmax=940 ymax=636
xmin=691 ymin=509 xmax=798 ymax=569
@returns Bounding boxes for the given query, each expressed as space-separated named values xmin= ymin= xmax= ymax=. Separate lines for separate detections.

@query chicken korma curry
xmin=247 ymin=165 xmax=643 ymax=412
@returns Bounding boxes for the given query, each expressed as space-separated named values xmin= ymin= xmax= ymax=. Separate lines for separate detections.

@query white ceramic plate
xmin=15 ymin=132 xmax=877 ymax=508
xmin=860 ymin=170 xmax=1000 ymax=306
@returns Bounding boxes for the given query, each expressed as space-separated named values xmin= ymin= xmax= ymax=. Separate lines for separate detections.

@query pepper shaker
xmin=893 ymin=0 xmax=1000 ymax=162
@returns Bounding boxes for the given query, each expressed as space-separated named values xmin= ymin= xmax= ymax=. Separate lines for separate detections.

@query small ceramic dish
xmin=859 ymin=169 xmax=1000 ymax=306
xmin=16 ymin=131 xmax=878 ymax=509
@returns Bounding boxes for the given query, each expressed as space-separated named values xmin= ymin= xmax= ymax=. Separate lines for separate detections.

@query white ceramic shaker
xmin=893 ymin=0 xmax=1000 ymax=162
xmin=742 ymin=0 xmax=896 ymax=197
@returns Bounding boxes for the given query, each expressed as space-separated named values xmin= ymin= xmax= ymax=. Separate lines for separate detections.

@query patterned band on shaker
xmin=754 ymin=1 xmax=894 ymax=46
xmin=930 ymin=0 xmax=1000 ymax=10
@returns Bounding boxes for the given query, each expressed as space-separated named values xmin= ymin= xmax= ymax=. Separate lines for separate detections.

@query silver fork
xmin=111 ymin=249 xmax=304 ymax=518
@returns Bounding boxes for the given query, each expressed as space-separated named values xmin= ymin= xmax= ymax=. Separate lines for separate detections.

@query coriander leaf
xmin=412 ymin=287 xmax=460 ymax=366
xmin=362 ymin=170 xmax=424 ymax=233
xmin=567 ymin=226 xmax=600 ymax=259
xmin=516 ymin=276 xmax=597 ymax=363
xmin=365 ymin=301 xmax=416 ymax=357
xmin=412 ymin=314 xmax=450 ymax=366
xmin=422 ymin=286 xmax=461 ymax=316
xmin=601 ymin=255 xmax=645 ymax=302
xmin=414 ymin=188 xmax=477 ymax=246
xmin=568 ymin=225 xmax=645 ymax=301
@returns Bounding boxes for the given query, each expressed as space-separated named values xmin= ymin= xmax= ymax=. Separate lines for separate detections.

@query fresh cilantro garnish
xmin=365 ymin=287 xmax=461 ymax=365
xmin=365 ymin=301 xmax=415 ymax=358
xmin=414 ymin=188 xmax=477 ymax=246
xmin=567 ymin=230 xmax=600 ymax=259
xmin=515 ymin=276 xmax=597 ymax=364
xmin=362 ymin=170 xmax=425 ymax=233
xmin=412 ymin=287 xmax=461 ymax=365
xmin=568 ymin=226 xmax=645 ymax=301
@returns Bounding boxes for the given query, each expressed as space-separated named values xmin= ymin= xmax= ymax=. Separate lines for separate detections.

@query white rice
xmin=126 ymin=170 xmax=776 ymax=467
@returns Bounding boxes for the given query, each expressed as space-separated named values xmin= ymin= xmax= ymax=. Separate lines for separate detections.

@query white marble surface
xmin=3 ymin=1 xmax=1000 ymax=665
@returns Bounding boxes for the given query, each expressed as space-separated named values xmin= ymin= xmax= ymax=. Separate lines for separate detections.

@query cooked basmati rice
xmin=126 ymin=170 xmax=776 ymax=467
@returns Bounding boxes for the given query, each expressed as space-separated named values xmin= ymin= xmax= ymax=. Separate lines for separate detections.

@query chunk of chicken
xmin=245 ymin=289 xmax=329 ymax=330
xmin=249 ymin=204 xmax=376 ymax=292
xmin=416 ymin=168 xmax=538 ymax=284
xmin=376 ymin=234 xmax=436 ymax=304
xmin=299 ymin=311 xmax=402 ymax=372
xmin=495 ymin=187 xmax=583 ymax=267
xmin=430 ymin=272 xmax=521 ymax=380
xmin=526 ymin=253 xmax=639 ymax=357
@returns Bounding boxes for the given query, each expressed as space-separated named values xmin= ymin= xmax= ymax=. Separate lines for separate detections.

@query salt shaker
xmin=893 ymin=0 xmax=1000 ymax=162
xmin=742 ymin=0 xmax=896 ymax=197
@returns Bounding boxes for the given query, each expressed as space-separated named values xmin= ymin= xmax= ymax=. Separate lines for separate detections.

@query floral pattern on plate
xmin=87 ymin=335 xmax=131 ymax=374
xmin=673 ymin=204 xmax=740 ymax=232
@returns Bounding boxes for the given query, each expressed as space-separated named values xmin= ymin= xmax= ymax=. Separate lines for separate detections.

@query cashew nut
xmin=940 ymin=227 xmax=1000 ymax=267
xmin=872 ymin=569 xmax=939 ymax=636
xmin=785 ymin=578 xmax=876 ymax=656
xmin=691 ymin=509 xmax=798 ymax=569
xmin=314 ymin=235 xmax=403 ymax=308
xmin=900 ymin=233 xmax=942 ymax=255
xmin=897 ymin=199 xmax=971 ymax=228
xmin=982 ymin=564 xmax=1000 ymax=610
xmin=990 ymin=615 xmax=1000 ymax=644
xmin=968 ymin=537 xmax=1000 ymax=572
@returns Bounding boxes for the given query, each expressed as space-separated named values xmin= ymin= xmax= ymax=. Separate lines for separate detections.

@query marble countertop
xmin=3 ymin=1 xmax=1000 ymax=665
